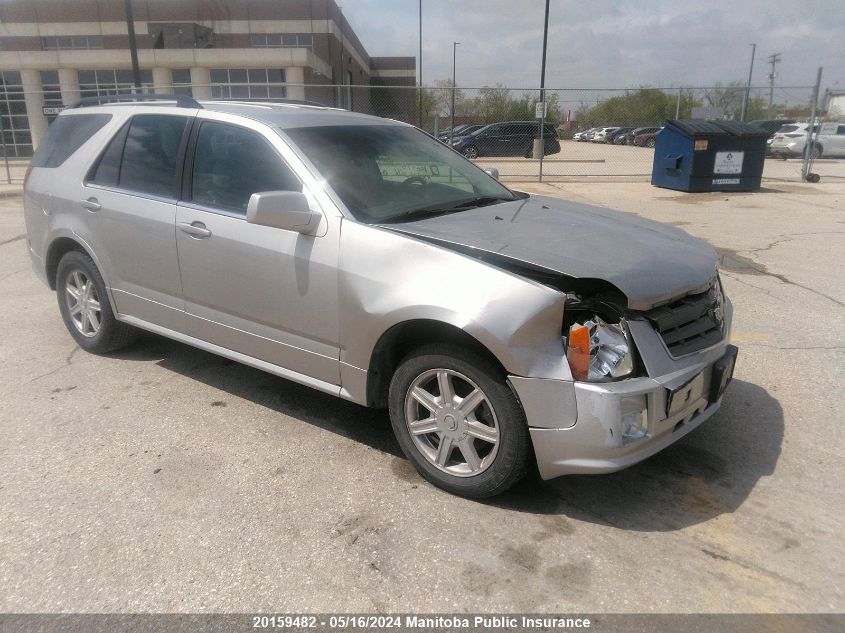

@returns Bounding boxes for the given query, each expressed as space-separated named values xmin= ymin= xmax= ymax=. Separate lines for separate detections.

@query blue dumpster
xmin=651 ymin=119 xmax=769 ymax=192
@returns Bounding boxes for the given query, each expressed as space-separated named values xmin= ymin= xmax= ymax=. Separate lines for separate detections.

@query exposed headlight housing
xmin=566 ymin=316 xmax=635 ymax=381
xmin=451 ymin=139 xmax=462 ymax=146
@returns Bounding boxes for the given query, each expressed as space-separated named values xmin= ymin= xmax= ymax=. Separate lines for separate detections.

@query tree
xmin=575 ymin=88 xmax=696 ymax=128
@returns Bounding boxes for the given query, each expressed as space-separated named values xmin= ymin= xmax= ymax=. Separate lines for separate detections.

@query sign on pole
xmin=535 ymin=101 xmax=546 ymax=119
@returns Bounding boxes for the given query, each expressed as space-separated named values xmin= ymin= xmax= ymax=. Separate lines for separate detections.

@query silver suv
xmin=24 ymin=96 xmax=737 ymax=498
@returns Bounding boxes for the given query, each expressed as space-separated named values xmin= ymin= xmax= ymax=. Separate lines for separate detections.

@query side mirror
xmin=484 ymin=168 xmax=500 ymax=180
xmin=246 ymin=191 xmax=320 ymax=234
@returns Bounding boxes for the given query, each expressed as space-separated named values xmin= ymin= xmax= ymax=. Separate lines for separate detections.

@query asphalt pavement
xmin=0 ymin=178 xmax=842 ymax=613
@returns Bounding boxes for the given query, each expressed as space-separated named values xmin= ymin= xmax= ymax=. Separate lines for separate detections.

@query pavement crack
xmin=28 ymin=345 xmax=80 ymax=383
xmin=0 ymin=234 xmax=25 ymax=247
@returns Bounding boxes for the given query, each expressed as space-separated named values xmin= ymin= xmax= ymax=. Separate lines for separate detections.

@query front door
xmin=175 ymin=119 xmax=340 ymax=385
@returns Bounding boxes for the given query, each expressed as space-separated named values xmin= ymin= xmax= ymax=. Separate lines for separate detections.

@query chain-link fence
xmin=2 ymin=79 xmax=843 ymax=184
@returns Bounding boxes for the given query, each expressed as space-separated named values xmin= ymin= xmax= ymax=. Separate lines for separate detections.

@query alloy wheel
xmin=65 ymin=270 xmax=101 ymax=337
xmin=404 ymin=368 xmax=500 ymax=477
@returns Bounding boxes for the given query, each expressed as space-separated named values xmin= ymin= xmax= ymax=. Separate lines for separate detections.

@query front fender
xmin=338 ymin=221 xmax=572 ymax=382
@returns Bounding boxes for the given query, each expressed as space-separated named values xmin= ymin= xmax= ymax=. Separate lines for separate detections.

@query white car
xmin=592 ymin=127 xmax=618 ymax=143
xmin=769 ymin=122 xmax=845 ymax=158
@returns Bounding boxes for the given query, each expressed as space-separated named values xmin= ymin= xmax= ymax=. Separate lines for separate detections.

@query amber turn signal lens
xmin=567 ymin=324 xmax=591 ymax=381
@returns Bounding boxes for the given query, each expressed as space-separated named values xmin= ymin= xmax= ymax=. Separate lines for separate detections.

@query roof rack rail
xmin=70 ymin=93 xmax=203 ymax=109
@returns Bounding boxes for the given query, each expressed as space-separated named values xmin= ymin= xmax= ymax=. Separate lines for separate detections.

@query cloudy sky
xmin=344 ymin=0 xmax=845 ymax=96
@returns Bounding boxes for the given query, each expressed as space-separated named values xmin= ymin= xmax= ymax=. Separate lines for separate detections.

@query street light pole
xmin=450 ymin=42 xmax=460 ymax=145
xmin=741 ymin=43 xmax=756 ymax=122
xmin=418 ymin=0 xmax=423 ymax=128
xmin=123 ymin=0 xmax=142 ymax=92
xmin=339 ymin=6 xmax=346 ymax=108
xmin=537 ymin=0 xmax=550 ymax=181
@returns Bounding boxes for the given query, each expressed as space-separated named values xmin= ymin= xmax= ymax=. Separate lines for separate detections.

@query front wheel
xmin=462 ymin=145 xmax=479 ymax=159
xmin=388 ymin=344 xmax=530 ymax=498
xmin=646 ymin=137 xmax=656 ymax=148
xmin=808 ymin=144 xmax=822 ymax=159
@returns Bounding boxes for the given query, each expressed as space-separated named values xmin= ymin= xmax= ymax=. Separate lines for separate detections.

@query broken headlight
xmin=566 ymin=316 xmax=636 ymax=381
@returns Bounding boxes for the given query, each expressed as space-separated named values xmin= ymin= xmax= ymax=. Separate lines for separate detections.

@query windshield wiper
xmin=380 ymin=196 xmax=513 ymax=223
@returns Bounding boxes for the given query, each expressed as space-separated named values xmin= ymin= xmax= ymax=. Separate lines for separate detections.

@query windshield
xmin=284 ymin=124 xmax=517 ymax=223
xmin=777 ymin=125 xmax=799 ymax=133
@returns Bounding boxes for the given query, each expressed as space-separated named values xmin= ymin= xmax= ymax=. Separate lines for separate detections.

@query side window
xmin=118 ymin=115 xmax=189 ymax=198
xmin=837 ymin=125 xmax=845 ymax=135
xmin=88 ymin=121 xmax=130 ymax=187
xmin=30 ymin=114 xmax=112 ymax=168
xmin=191 ymin=121 xmax=301 ymax=214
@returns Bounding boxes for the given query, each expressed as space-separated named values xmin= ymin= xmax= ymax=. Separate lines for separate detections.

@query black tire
xmin=808 ymin=143 xmax=822 ymax=159
xmin=646 ymin=137 xmax=656 ymax=148
xmin=388 ymin=343 xmax=530 ymax=498
xmin=56 ymin=250 xmax=138 ymax=354
xmin=462 ymin=145 xmax=479 ymax=159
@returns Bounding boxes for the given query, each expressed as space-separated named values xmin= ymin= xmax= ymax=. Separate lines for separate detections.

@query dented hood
xmin=383 ymin=195 xmax=718 ymax=310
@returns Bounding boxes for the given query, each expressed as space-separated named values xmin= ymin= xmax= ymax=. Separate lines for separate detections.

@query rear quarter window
xmin=30 ymin=113 xmax=112 ymax=168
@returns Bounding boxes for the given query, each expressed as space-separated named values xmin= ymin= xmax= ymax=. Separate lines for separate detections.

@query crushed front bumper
xmin=510 ymin=344 xmax=738 ymax=480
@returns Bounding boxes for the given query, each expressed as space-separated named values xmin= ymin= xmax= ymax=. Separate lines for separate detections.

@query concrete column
xmin=285 ymin=67 xmax=305 ymax=101
xmin=152 ymin=67 xmax=173 ymax=95
xmin=58 ymin=68 xmax=80 ymax=107
xmin=190 ymin=67 xmax=211 ymax=99
xmin=20 ymin=69 xmax=48 ymax=150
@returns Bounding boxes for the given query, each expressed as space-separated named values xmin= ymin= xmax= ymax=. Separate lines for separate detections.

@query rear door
xmin=82 ymin=111 xmax=193 ymax=332
xmin=175 ymin=116 xmax=340 ymax=385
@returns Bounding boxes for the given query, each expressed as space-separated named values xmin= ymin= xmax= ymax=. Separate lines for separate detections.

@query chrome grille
xmin=643 ymin=282 xmax=725 ymax=357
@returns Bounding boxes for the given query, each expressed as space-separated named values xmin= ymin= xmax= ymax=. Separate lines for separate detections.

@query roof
xmin=200 ymin=101 xmax=404 ymax=129
xmin=68 ymin=97 xmax=406 ymax=130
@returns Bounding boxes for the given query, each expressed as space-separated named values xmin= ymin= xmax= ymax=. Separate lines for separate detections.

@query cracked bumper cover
xmin=509 ymin=340 xmax=737 ymax=480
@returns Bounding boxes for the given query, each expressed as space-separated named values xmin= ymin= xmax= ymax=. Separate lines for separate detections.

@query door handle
xmin=179 ymin=221 xmax=212 ymax=238
xmin=80 ymin=198 xmax=101 ymax=212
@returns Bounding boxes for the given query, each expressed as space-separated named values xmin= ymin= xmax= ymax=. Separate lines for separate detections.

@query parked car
xmin=606 ymin=127 xmax=633 ymax=144
xmin=592 ymin=127 xmax=619 ymax=143
xmin=437 ymin=124 xmax=483 ymax=142
xmin=573 ymin=127 xmax=598 ymax=142
xmin=451 ymin=121 xmax=560 ymax=158
xmin=626 ymin=126 xmax=661 ymax=145
xmin=24 ymin=96 xmax=736 ymax=498
xmin=633 ymin=127 xmax=663 ymax=147
xmin=768 ymin=121 xmax=845 ymax=158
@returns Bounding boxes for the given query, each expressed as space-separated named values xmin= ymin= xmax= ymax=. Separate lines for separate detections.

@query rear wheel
xmin=388 ymin=344 xmax=530 ymax=498
xmin=56 ymin=251 xmax=138 ymax=354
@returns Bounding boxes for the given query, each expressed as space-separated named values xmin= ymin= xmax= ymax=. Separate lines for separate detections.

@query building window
xmin=0 ymin=72 xmax=31 ymax=157
xmin=249 ymin=34 xmax=313 ymax=49
xmin=209 ymin=69 xmax=287 ymax=101
xmin=171 ymin=69 xmax=193 ymax=97
xmin=78 ymin=69 xmax=154 ymax=98
xmin=42 ymin=36 xmax=104 ymax=50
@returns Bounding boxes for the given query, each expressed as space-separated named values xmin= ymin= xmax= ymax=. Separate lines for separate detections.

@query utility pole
xmin=123 ymin=0 xmax=142 ymax=92
xmin=449 ymin=42 xmax=460 ymax=145
xmin=740 ymin=43 xmax=756 ymax=121
xmin=418 ymin=0 xmax=423 ymax=128
xmin=767 ymin=52 xmax=781 ymax=112
xmin=536 ymin=0 xmax=550 ymax=181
